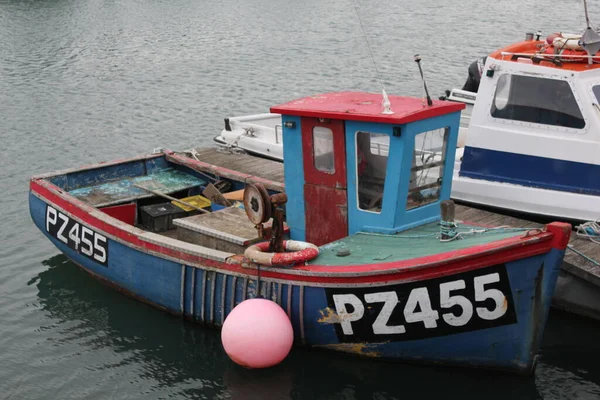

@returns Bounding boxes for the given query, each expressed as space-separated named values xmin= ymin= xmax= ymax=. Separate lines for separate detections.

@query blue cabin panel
xmin=281 ymin=115 xmax=306 ymax=241
xmin=344 ymin=120 xmax=403 ymax=235
xmin=394 ymin=112 xmax=461 ymax=232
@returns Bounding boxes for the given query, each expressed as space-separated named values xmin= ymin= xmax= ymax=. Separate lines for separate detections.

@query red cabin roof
xmin=270 ymin=91 xmax=465 ymax=125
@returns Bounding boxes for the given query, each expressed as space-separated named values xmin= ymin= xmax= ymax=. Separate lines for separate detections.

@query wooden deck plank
xmin=177 ymin=148 xmax=285 ymax=192
xmin=191 ymin=148 xmax=284 ymax=184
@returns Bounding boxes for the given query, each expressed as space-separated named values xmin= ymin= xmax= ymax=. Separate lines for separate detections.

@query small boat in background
xmin=450 ymin=28 xmax=600 ymax=223
xmin=30 ymin=88 xmax=571 ymax=374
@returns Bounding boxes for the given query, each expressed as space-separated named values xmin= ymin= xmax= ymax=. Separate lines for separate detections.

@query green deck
xmin=312 ymin=221 xmax=526 ymax=266
xmin=69 ymin=168 xmax=206 ymax=207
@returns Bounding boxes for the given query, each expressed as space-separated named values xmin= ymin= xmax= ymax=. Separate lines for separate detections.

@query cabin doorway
xmin=301 ymin=117 xmax=348 ymax=246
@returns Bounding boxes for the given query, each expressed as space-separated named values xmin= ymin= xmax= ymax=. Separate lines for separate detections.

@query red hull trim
xmin=30 ymin=178 xmax=568 ymax=285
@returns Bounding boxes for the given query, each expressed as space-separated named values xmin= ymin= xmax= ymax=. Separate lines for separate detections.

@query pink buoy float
xmin=221 ymin=298 xmax=294 ymax=368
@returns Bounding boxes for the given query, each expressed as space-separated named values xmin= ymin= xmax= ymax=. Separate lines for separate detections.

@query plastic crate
xmin=171 ymin=195 xmax=211 ymax=212
xmin=140 ymin=202 xmax=187 ymax=232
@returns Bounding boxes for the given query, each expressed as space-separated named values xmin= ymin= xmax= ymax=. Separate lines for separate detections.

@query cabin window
xmin=407 ymin=127 xmax=449 ymax=210
xmin=491 ymin=74 xmax=585 ymax=129
xmin=592 ymin=85 xmax=600 ymax=103
xmin=313 ymin=127 xmax=335 ymax=173
xmin=356 ymin=132 xmax=389 ymax=213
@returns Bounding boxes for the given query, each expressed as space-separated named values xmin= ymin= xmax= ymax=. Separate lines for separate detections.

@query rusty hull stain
xmin=314 ymin=342 xmax=381 ymax=358
xmin=317 ymin=307 xmax=342 ymax=324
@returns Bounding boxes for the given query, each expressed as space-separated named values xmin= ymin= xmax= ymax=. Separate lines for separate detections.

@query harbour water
xmin=2 ymin=0 xmax=600 ymax=398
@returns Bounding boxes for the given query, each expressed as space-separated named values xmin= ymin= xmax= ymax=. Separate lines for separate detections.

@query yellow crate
xmin=171 ymin=195 xmax=211 ymax=212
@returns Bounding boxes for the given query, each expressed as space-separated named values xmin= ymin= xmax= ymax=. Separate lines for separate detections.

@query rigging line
xmin=350 ymin=0 xmax=384 ymax=89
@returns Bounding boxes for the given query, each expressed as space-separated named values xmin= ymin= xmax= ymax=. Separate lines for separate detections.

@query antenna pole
xmin=584 ymin=0 xmax=591 ymax=28
xmin=414 ymin=54 xmax=433 ymax=106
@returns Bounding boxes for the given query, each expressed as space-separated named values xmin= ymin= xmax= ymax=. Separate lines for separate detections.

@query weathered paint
xmin=45 ymin=154 xmax=169 ymax=192
xmin=33 ymin=173 xmax=565 ymax=284
xmin=270 ymin=92 xmax=465 ymax=126
xmin=317 ymin=307 xmax=342 ymax=324
xmin=300 ymin=116 xmax=349 ymax=246
xmin=243 ymin=241 xmax=319 ymax=267
xmin=301 ymin=117 xmax=347 ymax=188
xmin=68 ymin=167 xmax=206 ymax=207
xmin=314 ymin=342 xmax=382 ymax=358
xmin=29 ymin=176 xmax=570 ymax=373
xmin=280 ymin=115 xmax=306 ymax=241
xmin=304 ymin=184 xmax=348 ymax=246
xmin=310 ymin=221 xmax=523 ymax=267
xmin=166 ymin=151 xmax=285 ymax=193
xmin=343 ymin=112 xmax=462 ymax=236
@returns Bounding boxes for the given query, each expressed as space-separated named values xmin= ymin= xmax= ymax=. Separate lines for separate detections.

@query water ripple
xmin=2 ymin=0 xmax=600 ymax=398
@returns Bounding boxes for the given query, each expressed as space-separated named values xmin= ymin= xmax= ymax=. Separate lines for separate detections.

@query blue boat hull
xmin=29 ymin=192 xmax=563 ymax=373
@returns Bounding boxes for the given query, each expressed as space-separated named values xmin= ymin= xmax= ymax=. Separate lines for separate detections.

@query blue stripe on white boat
xmin=459 ymin=146 xmax=600 ymax=196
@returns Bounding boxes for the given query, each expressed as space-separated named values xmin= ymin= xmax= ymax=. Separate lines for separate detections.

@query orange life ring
xmin=244 ymin=240 xmax=319 ymax=267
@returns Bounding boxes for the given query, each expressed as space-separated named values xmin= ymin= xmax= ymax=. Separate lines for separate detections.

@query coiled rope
xmin=575 ymin=219 xmax=600 ymax=244
xmin=216 ymin=127 xmax=253 ymax=156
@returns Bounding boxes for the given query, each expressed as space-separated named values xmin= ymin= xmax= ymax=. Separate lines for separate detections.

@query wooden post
xmin=440 ymin=200 xmax=455 ymax=241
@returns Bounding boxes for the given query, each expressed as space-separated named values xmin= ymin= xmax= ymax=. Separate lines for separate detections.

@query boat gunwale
xmin=165 ymin=150 xmax=285 ymax=192
xmin=30 ymin=152 xmax=164 ymax=181
xmin=30 ymin=170 xmax=566 ymax=285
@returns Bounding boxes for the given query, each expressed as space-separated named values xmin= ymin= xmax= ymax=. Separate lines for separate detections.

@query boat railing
xmin=500 ymin=51 xmax=600 ymax=60
xmin=274 ymin=125 xmax=282 ymax=144
xmin=371 ymin=140 xmax=388 ymax=156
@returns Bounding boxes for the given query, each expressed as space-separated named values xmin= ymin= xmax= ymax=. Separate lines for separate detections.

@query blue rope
xmin=575 ymin=220 xmax=600 ymax=244
xmin=567 ymin=245 xmax=600 ymax=268
xmin=440 ymin=220 xmax=459 ymax=241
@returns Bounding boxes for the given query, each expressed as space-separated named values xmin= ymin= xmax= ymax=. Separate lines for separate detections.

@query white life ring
xmin=244 ymin=240 xmax=319 ymax=267
xmin=549 ymin=33 xmax=583 ymax=51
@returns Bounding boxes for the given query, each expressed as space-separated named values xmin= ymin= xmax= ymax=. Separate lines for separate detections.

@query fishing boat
xmin=30 ymin=90 xmax=571 ymax=374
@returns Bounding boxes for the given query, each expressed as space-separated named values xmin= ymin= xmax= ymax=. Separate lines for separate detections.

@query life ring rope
xmin=244 ymin=240 xmax=320 ymax=267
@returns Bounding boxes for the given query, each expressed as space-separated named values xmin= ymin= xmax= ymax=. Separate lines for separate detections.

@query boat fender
xmin=244 ymin=240 xmax=320 ymax=267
